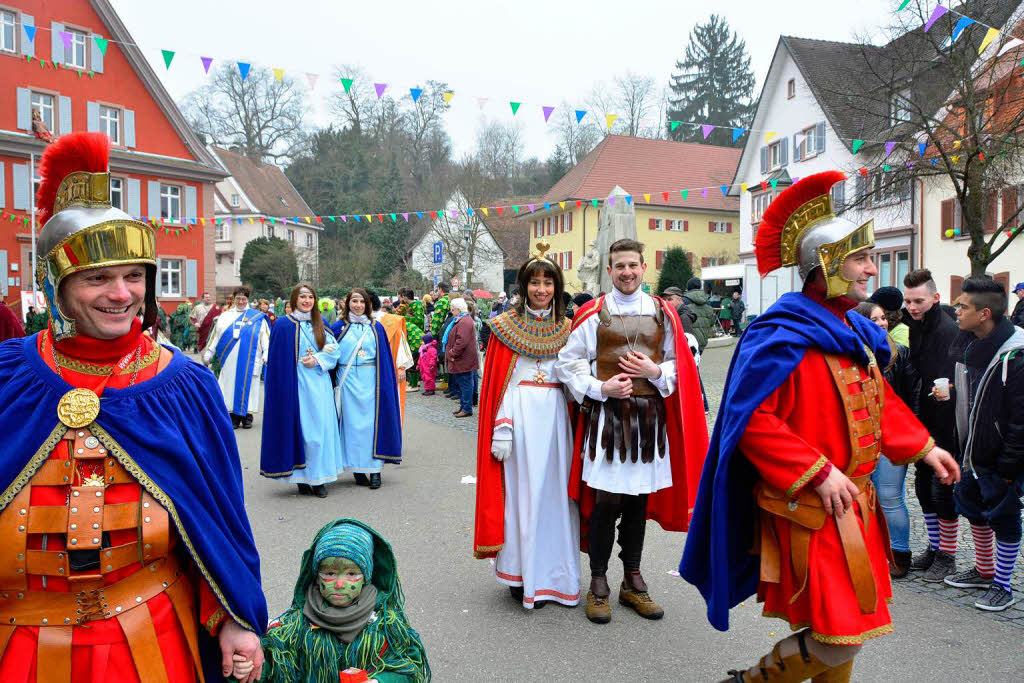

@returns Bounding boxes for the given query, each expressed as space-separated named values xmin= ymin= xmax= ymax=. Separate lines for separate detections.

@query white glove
xmin=323 ymin=343 xmax=338 ymax=353
xmin=565 ymin=358 xmax=591 ymax=375
xmin=491 ymin=439 xmax=512 ymax=461
xmin=202 ymin=349 xmax=213 ymax=365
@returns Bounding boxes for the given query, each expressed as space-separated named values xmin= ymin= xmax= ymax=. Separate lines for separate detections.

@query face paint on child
xmin=317 ymin=557 xmax=365 ymax=606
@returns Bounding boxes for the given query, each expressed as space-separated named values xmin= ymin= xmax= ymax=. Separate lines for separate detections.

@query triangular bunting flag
xmin=512 ymin=205 xmax=520 ymax=213
xmin=770 ymin=179 xmax=778 ymax=189
xmin=608 ymin=197 xmax=615 ymax=206
xmin=732 ymin=128 xmax=745 ymax=142
xmin=374 ymin=83 xmax=387 ymax=99
xmin=661 ymin=192 xmax=670 ymax=202
xmin=340 ymin=77 xmax=354 ymax=93
xmin=858 ymin=168 xmax=868 ymax=177
xmin=575 ymin=200 xmax=582 ymax=208
xmin=919 ymin=142 xmax=927 ymax=157
xmin=273 ymin=68 xmax=284 ymax=82
xmin=416 ymin=212 xmax=423 ymax=219
xmin=59 ymin=31 xmax=72 ymax=51
xmin=528 ymin=204 xmax=535 ymax=212
xmin=161 ymin=50 xmax=175 ymax=69
xmin=670 ymin=121 xmax=681 ymax=132
xmin=353 ymin=215 xmax=361 ymax=222
xmin=306 ymin=73 xmax=319 ymax=90
xmin=443 ymin=92 xmax=455 ymax=104
xmin=952 ymin=17 xmax=974 ymax=42
xmin=410 ymin=88 xmax=423 ymax=103
xmin=701 ymin=125 xmax=714 ymax=139
xmin=376 ymin=214 xmax=383 ymax=222
xmin=761 ymin=181 xmax=768 ymax=191
xmin=92 ymin=35 xmax=107 ymax=55
xmin=402 ymin=213 xmax=409 ymax=221
xmin=740 ymin=183 xmax=748 ymax=193
xmin=720 ymin=185 xmax=729 ymax=196
xmin=998 ymin=37 xmax=1024 ymax=56
xmin=575 ymin=110 xmax=587 ymax=124
xmin=510 ymin=102 xmax=521 ymax=115
xmin=924 ymin=5 xmax=948 ymax=32
xmin=496 ymin=207 xmax=505 ymax=216
xmin=701 ymin=188 xmax=708 ymax=198
xmin=237 ymin=62 xmax=251 ymax=80
xmin=558 ymin=202 xmax=565 ymax=210
xmin=24 ymin=25 xmax=37 ymax=43
xmin=481 ymin=208 xmax=488 ymax=216
xmin=979 ymin=27 xmax=1001 ymax=54
xmin=625 ymin=196 xmax=633 ymax=205
xmin=765 ymin=131 xmax=777 ymax=142
xmin=542 ymin=106 xmax=555 ymax=123
xmin=605 ymin=114 xmax=618 ymax=130
xmin=852 ymin=140 xmax=865 ymax=154
xmin=884 ymin=141 xmax=897 ymax=157
xmin=201 ymin=56 xmax=213 ymax=74
xmin=390 ymin=213 xmax=397 ymax=222
xmin=643 ymin=193 xmax=651 ymax=204
xmin=366 ymin=214 xmax=373 ymax=222
xmin=953 ymin=140 xmax=962 ymax=149
xmin=898 ymin=0 xmax=911 ymax=9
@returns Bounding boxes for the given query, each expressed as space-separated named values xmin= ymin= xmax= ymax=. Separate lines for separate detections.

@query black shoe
xmin=230 ymin=414 xmax=242 ymax=429
xmin=891 ymin=549 xmax=912 ymax=578
xmin=509 ymin=586 xmax=524 ymax=602
xmin=911 ymin=547 xmax=936 ymax=571
xmin=353 ymin=473 xmax=370 ymax=486
xmin=242 ymin=414 xmax=254 ymax=429
xmin=975 ymin=584 xmax=1017 ymax=612
xmin=923 ymin=550 xmax=956 ymax=583
xmin=369 ymin=473 xmax=381 ymax=489
xmin=532 ymin=599 xmax=547 ymax=610
xmin=297 ymin=484 xmax=313 ymax=496
xmin=312 ymin=485 xmax=328 ymax=498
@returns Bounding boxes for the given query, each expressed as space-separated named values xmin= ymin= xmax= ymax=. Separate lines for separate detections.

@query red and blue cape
xmin=679 ymin=291 xmax=888 ymax=631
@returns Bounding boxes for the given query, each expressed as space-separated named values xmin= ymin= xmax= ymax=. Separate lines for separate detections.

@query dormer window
xmin=231 ymin=193 xmax=240 ymax=207
xmin=279 ymin=196 xmax=288 ymax=206
xmin=787 ymin=79 xmax=795 ymax=99
xmin=890 ymin=88 xmax=912 ymax=125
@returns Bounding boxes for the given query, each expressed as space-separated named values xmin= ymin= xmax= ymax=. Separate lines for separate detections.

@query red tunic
xmin=0 ymin=322 xmax=225 ymax=683
xmin=739 ymin=297 xmax=933 ymax=645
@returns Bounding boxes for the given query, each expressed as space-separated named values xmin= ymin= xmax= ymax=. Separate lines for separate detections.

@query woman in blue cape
xmin=261 ymin=283 xmax=345 ymax=498
xmin=330 ymin=289 xmax=402 ymax=490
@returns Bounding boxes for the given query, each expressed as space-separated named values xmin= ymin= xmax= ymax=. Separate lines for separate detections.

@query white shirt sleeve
xmin=649 ymin=308 xmax=677 ymax=398
xmin=555 ymin=317 xmax=606 ymax=403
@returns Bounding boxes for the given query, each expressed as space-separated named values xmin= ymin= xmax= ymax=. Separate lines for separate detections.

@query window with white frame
xmin=752 ymin=193 xmax=773 ymax=223
xmin=267 ymin=225 xmax=275 ymax=238
xmin=160 ymin=184 xmax=181 ymax=222
xmin=31 ymin=92 xmax=55 ymax=132
xmin=768 ymin=141 xmax=782 ymax=169
xmin=99 ymin=106 xmax=121 ymax=144
xmin=287 ymin=229 xmax=295 ymax=243
xmin=713 ymin=221 xmax=729 ymax=233
xmin=1 ymin=10 xmax=16 ymax=53
xmin=231 ymin=193 xmax=240 ymax=207
xmin=799 ymin=125 xmax=818 ymax=158
xmin=890 ymin=88 xmax=912 ymax=125
xmin=305 ymin=232 xmax=313 ymax=248
xmin=668 ymin=219 xmax=685 ymax=232
xmin=216 ymin=222 xmax=229 ymax=241
xmin=66 ymin=28 xmax=87 ymax=69
xmin=109 ymin=177 xmax=122 ymax=209
xmin=787 ymin=79 xmax=795 ymax=99
xmin=159 ymin=258 xmax=182 ymax=297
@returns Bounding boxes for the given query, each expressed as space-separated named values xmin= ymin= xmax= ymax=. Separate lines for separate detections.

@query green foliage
xmin=655 ymin=247 xmax=695 ymax=295
xmin=239 ymin=236 xmax=300 ymax=298
xmin=668 ymin=14 xmax=755 ymax=146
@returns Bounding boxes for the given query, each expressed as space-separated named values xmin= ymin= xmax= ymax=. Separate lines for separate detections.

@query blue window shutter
xmin=12 ymin=164 xmax=29 ymax=210
xmin=185 ymin=259 xmax=198 ymax=298
xmin=87 ymin=101 xmax=99 ymax=132
xmin=91 ymin=33 xmax=104 ymax=73
xmin=184 ymin=185 xmax=197 ymax=220
xmin=780 ymin=138 xmax=789 ymax=167
xmin=0 ymin=250 xmax=7 ymax=297
xmin=156 ymin=258 xmax=163 ymax=296
xmin=793 ymin=134 xmax=801 ymax=162
xmin=58 ymin=96 xmax=72 ymax=135
xmin=124 ymin=110 xmax=136 ymax=148
xmin=0 ymin=162 xmax=5 ymax=208
xmin=816 ymin=122 xmax=826 ymax=153
xmin=20 ymin=14 xmax=35 ymax=59
xmin=50 ymin=22 xmax=64 ymax=65
xmin=16 ymin=88 xmax=31 ymax=131
xmin=147 ymin=181 xmax=161 ymax=219
xmin=760 ymin=146 xmax=767 ymax=174
xmin=125 ymin=178 xmax=141 ymax=216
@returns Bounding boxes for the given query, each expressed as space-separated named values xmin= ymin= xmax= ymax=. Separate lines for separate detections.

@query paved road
xmin=231 ymin=343 xmax=1024 ymax=681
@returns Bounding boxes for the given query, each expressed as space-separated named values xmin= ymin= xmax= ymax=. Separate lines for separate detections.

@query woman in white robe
xmin=203 ymin=286 xmax=270 ymax=428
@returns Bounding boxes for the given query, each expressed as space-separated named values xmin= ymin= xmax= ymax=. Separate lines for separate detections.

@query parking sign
xmin=432 ymin=242 xmax=443 ymax=264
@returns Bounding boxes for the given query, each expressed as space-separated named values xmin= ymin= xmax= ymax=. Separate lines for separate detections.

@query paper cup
xmin=933 ymin=377 xmax=950 ymax=400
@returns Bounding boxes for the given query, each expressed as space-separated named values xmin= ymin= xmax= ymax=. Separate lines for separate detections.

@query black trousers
xmin=954 ymin=472 xmax=1023 ymax=543
xmin=915 ymin=460 xmax=957 ymax=521
xmin=588 ymin=491 xmax=648 ymax=576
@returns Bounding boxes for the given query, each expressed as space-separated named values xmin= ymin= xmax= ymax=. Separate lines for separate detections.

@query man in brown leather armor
xmin=557 ymin=239 xmax=708 ymax=625
xmin=0 ymin=132 xmax=266 ymax=682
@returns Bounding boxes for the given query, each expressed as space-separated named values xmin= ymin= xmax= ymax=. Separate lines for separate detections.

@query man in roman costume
xmin=203 ymin=285 xmax=269 ymax=429
xmin=681 ymin=172 xmax=959 ymax=682
xmin=555 ymin=238 xmax=708 ymax=624
xmin=0 ymin=132 xmax=266 ymax=682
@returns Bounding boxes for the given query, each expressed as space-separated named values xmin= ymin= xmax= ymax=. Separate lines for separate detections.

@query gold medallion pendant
xmin=57 ymin=388 xmax=101 ymax=428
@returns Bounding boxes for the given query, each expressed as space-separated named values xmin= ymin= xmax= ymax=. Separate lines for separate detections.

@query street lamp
xmin=461 ymin=223 xmax=472 ymax=288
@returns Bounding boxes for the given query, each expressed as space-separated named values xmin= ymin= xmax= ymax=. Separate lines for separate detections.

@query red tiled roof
xmin=541 ymin=135 xmax=741 ymax=212
xmin=212 ymin=146 xmax=314 ymax=218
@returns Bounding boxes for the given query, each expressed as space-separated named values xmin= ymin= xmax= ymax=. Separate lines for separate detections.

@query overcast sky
xmin=111 ymin=0 xmax=896 ymax=160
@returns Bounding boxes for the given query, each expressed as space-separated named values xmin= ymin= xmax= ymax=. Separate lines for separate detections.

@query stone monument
xmin=595 ymin=185 xmax=638 ymax=294
xmin=576 ymin=240 xmax=601 ymax=296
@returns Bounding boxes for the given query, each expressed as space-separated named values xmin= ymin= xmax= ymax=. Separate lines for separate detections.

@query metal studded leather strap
xmin=140 ymin=491 xmax=170 ymax=563
xmin=35 ymin=625 xmax=73 ymax=683
xmin=0 ymin=487 xmax=31 ymax=589
xmin=117 ymin=605 xmax=171 ymax=683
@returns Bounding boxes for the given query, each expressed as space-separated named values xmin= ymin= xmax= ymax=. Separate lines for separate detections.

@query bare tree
xmin=612 ymin=71 xmax=659 ymax=137
xmin=330 ymin=64 xmax=379 ymax=135
xmin=183 ymin=64 xmax=309 ymax=164
xmin=550 ymin=103 xmax=602 ymax=164
xmin=474 ymin=119 xmax=525 ymax=195
xmin=830 ymin=0 xmax=1024 ymax=276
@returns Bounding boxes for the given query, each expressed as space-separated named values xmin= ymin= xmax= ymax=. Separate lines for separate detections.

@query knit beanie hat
xmin=313 ymin=523 xmax=374 ymax=582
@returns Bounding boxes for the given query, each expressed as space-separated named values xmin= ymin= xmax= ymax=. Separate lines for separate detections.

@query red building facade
xmin=0 ymin=0 xmax=222 ymax=315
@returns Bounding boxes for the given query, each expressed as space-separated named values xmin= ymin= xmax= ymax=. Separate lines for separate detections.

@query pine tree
xmin=655 ymin=247 xmax=695 ymax=295
xmin=667 ymin=15 xmax=755 ymax=147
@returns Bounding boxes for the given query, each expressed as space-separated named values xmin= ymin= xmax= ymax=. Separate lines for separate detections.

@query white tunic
xmin=555 ymin=289 xmax=677 ymax=495
xmin=492 ymin=317 xmax=581 ymax=608
xmin=203 ymin=308 xmax=270 ymax=414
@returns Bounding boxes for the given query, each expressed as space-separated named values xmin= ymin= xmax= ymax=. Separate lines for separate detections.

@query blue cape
xmin=330 ymin=319 xmax=403 ymax=463
xmin=679 ymin=292 xmax=888 ymax=631
xmin=214 ymin=308 xmax=267 ymax=415
xmin=260 ymin=315 xmax=307 ymax=478
xmin=0 ymin=336 xmax=268 ymax=641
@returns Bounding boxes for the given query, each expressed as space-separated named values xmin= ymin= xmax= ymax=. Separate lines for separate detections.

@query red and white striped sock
xmin=971 ymin=524 xmax=995 ymax=578
xmin=938 ymin=518 xmax=959 ymax=555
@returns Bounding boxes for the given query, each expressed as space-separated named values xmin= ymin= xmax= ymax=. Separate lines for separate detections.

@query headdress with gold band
xmin=524 ymin=240 xmax=558 ymax=267
xmin=753 ymin=170 xmax=874 ymax=299
xmin=35 ymin=132 xmax=157 ymax=341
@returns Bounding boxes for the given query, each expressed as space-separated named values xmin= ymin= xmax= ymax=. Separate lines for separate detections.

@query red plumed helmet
xmin=35 ymin=132 xmax=110 ymax=227
xmin=754 ymin=170 xmax=846 ymax=277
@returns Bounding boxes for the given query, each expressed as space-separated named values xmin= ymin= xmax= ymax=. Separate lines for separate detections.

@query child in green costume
xmin=230 ymin=520 xmax=430 ymax=682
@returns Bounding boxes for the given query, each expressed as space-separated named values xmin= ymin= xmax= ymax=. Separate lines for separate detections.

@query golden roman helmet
xmin=35 ymin=133 xmax=157 ymax=341
xmin=754 ymin=170 xmax=874 ymax=298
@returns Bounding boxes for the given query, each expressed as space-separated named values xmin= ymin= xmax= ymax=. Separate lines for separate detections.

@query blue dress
xmin=280 ymin=321 xmax=345 ymax=485
xmin=336 ymin=320 xmax=385 ymax=474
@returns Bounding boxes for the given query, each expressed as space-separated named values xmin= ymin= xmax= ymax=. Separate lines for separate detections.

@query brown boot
xmin=722 ymin=632 xmax=830 ymax=682
xmin=811 ymin=659 xmax=854 ymax=683
xmin=890 ymin=550 xmax=911 ymax=579
xmin=618 ymin=569 xmax=664 ymax=620
xmin=585 ymin=575 xmax=611 ymax=624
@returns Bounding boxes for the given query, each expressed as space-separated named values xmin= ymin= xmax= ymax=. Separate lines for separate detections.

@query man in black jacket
xmin=942 ymin=277 xmax=1024 ymax=612
xmin=1012 ymin=282 xmax=1024 ymax=328
xmin=902 ymin=269 xmax=961 ymax=581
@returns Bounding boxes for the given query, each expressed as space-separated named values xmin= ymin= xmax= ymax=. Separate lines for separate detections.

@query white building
xmin=408 ymin=190 xmax=508 ymax=292
xmin=209 ymin=146 xmax=320 ymax=296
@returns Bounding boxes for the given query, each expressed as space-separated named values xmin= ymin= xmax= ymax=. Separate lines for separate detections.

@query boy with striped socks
xmin=943 ymin=277 xmax=1024 ymax=611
